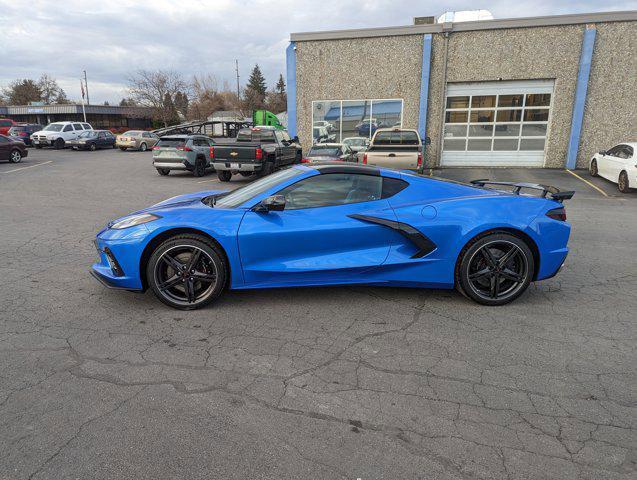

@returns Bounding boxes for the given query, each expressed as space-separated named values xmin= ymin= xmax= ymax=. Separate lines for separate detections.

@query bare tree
xmin=127 ymin=70 xmax=189 ymax=127
xmin=188 ymin=74 xmax=241 ymax=121
xmin=37 ymin=74 xmax=68 ymax=104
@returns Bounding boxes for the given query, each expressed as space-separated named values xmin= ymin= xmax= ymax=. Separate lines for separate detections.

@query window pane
xmin=525 ymin=94 xmax=551 ymax=107
xmin=496 ymin=110 xmax=522 ymax=122
xmin=443 ymin=139 xmax=466 ymax=151
xmin=467 ymin=139 xmax=492 ymax=151
xmin=521 ymin=124 xmax=547 ymax=136
xmin=373 ymin=130 xmax=419 ymax=145
xmin=447 ymin=96 xmax=469 ymax=108
xmin=471 ymin=96 xmax=496 ymax=108
xmin=444 ymin=125 xmax=467 ymax=138
xmin=519 ymin=138 xmax=546 ymax=150
xmin=446 ymin=111 xmax=468 ymax=123
xmin=341 ymin=100 xmax=371 ymax=141
xmin=470 ymin=111 xmax=494 ymax=123
xmin=524 ymin=109 xmax=549 ymax=122
xmin=494 ymin=124 xmax=520 ymax=136
xmin=498 ymin=94 xmax=524 ymax=107
xmin=372 ymin=99 xmax=402 ymax=130
xmin=468 ymin=124 xmax=493 ymax=137
xmin=313 ymin=101 xmax=341 ymax=143
xmin=279 ymin=174 xmax=382 ymax=209
xmin=493 ymin=139 xmax=519 ymax=151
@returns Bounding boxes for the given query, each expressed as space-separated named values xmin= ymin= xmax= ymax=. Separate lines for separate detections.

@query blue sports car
xmin=91 ymin=164 xmax=573 ymax=310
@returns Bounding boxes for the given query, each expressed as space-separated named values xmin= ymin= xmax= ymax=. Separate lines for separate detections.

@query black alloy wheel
xmin=589 ymin=159 xmax=598 ymax=177
xmin=147 ymin=235 xmax=226 ymax=310
xmin=193 ymin=158 xmax=206 ymax=177
xmin=9 ymin=149 xmax=22 ymax=163
xmin=458 ymin=233 xmax=534 ymax=306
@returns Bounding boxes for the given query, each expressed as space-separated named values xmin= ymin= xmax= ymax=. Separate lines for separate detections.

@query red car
xmin=0 ymin=118 xmax=16 ymax=136
xmin=0 ymin=134 xmax=28 ymax=163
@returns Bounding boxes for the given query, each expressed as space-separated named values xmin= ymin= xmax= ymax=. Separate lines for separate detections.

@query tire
xmin=119 ymin=147 xmax=127 ymax=151
xmin=140 ymin=142 xmax=148 ymax=152
xmin=35 ymin=144 xmax=43 ymax=149
xmin=457 ymin=232 xmax=534 ymax=306
xmin=156 ymin=168 xmax=170 ymax=176
xmin=54 ymin=138 xmax=65 ymax=149
xmin=147 ymin=234 xmax=227 ymax=310
xmin=239 ymin=171 xmax=253 ymax=177
xmin=618 ymin=171 xmax=631 ymax=193
xmin=89 ymin=143 xmax=96 ymax=151
xmin=217 ymin=170 xmax=232 ymax=182
xmin=589 ymin=159 xmax=598 ymax=177
xmin=256 ymin=160 xmax=274 ymax=178
xmin=9 ymin=149 xmax=22 ymax=163
xmin=193 ymin=157 xmax=206 ymax=177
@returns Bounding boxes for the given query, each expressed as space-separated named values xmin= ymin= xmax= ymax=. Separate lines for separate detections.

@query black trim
xmin=313 ymin=163 xmax=380 ymax=176
xmin=103 ymin=247 xmax=125 ymax=277
xmin=348 ymin=214 xmax=437 ymax=258
xmin=90 ymin=269 xmax=142 ymax=291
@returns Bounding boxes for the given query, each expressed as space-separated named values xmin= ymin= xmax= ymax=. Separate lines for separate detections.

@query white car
xmin=589 ymin=142 xmax=636 ymax=193
xmin=342 ymin=136 xmax=369 ymax=153
xmin=32 ymin=121 xmax=93 ymax=149
xmin=313 ymin=120 xmax=335 ymax=132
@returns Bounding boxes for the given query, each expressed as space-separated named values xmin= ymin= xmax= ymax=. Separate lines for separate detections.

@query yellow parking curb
xmin=564 ymin=169 xmax=608 ymax=197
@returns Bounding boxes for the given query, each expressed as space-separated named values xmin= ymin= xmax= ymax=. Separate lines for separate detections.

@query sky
xmin=1 ymin=0 xmax=635 ymax=104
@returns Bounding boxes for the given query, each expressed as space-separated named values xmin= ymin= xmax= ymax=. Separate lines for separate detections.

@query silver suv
xmin=152 ymin=135 xmax=215 ymax=177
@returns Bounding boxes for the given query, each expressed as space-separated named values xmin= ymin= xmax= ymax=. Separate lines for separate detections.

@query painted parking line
xmin=564 ymin=169 xmax=609 ymax=197
xmin=196 ymin=178 xmax=219 ymax=184
xmin=0 ymin=161 xmax=53 ymax=175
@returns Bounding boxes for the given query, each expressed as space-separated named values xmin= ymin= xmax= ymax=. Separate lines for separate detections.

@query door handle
xmin=388 ymin=153 xmax=396 ymax=157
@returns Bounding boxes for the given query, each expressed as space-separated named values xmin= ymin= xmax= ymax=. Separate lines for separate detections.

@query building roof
xmin=290 ymin=10 xmax=637 ymax=42
xmin=0 ymin=104 xmax=153 ymax=117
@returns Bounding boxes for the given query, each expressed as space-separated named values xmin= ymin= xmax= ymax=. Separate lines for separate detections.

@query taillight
xmin=19 ymin=132 xmax=28 ymax=137
xmin=152 ymin=145 xmax=160 ymax=150
xmin=301 ymin=158 xmax=310 ymax=163
xmin=255 ymin=148 xmax=263 ymax=160
xmin=362 ymin=153 xmax=368 ymax=164
xmin=546 ymin=207 xmax=567 ymax=221
xmin=417 ymin=151 xmax=423 ymax=168
xmin=209 ymin=146 xmax=214 ymax=159
xmin=176 ymin=144 xmax=192 ymax=152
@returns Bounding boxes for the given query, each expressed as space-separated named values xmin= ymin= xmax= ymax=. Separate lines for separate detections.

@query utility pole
xmin=235 ymin=60 xmax=240 ymax=102
xmin=83 ymin=70 xmax=90 ymax=105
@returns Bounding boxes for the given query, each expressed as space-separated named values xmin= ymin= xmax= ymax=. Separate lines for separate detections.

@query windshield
xmin=44 ymin=124 xmax=64 ymax=132
xmin=79 ymin=130 xmax=97 ymax=138
xmin=236 ymin=129 xmax=276 ymax=143
xmin=309 ymin=147 xmax=340 ymax=157
xmin=214 ymin=168 xmax=304 ymax=209
xmin=123 ymin=130 xmax=142 ymax=136
xmin=157 ymin=137 xmax=187 ymax=148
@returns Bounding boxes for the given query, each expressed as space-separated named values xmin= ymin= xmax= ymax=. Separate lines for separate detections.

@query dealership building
xmin=0 ymin=104 xmax=153 ymax=130
xmin=286 ymin=10 xmax=637 ymax=168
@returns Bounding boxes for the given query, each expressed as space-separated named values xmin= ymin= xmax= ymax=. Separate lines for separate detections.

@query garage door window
xmin=443 ymin=92 xmax=550 ymax=152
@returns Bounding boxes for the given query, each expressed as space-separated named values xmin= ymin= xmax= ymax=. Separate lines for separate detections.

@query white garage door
xmin=441 ymin=80 xmax=554 ymax=167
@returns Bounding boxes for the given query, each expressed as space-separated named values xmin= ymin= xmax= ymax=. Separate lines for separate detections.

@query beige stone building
xmin=286 ymin=11 xmax=637 ymax=168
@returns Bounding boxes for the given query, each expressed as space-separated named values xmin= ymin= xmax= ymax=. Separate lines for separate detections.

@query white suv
xmin=32 ymin=122 xmax=93 ymax=149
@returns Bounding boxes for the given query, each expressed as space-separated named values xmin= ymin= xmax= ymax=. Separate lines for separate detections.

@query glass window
xmin=63 ymin=125 xmax=73 ymax=132
xmin=444 ymin=125 xmax=467 ymax=138
xmin=521 ymin=124 xmax=547 ymax=136
xmin=0 ymin=136 xmax=8 ymax=143
xmin=278 ymin=174 xmax=383 ymax=210
xmin=373 ymin=130 xmax=419 ymax=145
xmin=443 ymin=139 xmax=466 ymax=151
xmin=82 ymin=124 xmax=91 ymax=130
xmin=494 ymin=124 xmax=520 ymax=136
xmin=447 ymin=96 xmax=469 ymax=108
xmin=496 ymin=110 xmax=522 ymax=122
xmin=382 ymin=177 xmax=409 ymax=198
xmin=524 ymin=109 xmax=549 ymax=122
xmin=520 ymin=139 xmax=546 ymax=150
xmin=470 ymin=111 xmax=494 ymax=123
xmin=73 ymin=123 xmax=84 ymax=130
xmin=142 ymin=132 xmax=150 ymax=138
xmin=498 ymin=95 xmax=524 ymax=107
xmin=446 ymin=111 xmax=468 ymax=123
xmin=525 ymin=94 xmax=551 ymax=107
xmin=313 ymin=101 xmax=341 ymax=143
xmin=493 ymin=139 xmax=519 ymax=151
xmin=215 ymin=168 xmax=304 ymax=209
xmin=467 ymin=139 xmax=492 ymax=151
xmin=236 ymin=129 xmax=275 ymax=143
xmin=471 ymin=96 xmax=496 ymax=108
xmin=468 ymin=125 xmax=493 ymax=137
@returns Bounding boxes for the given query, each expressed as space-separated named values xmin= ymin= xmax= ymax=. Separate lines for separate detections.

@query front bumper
xmin=32 ymin=138 xmax=54 ymax=146
xmin=91 ymin=227 xmax=150 ymax=290
xmin=213 ymin=161 xmax=262 ymax=172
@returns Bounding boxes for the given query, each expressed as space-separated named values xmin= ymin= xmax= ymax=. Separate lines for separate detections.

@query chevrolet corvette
xmin=91 ymin=164 xmax=573 ymax=309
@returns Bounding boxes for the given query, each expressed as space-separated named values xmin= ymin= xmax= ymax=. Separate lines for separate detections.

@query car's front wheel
xmin=119 ymin=147 xmax=127 ymax=151
xmin=89 ymin=143 xmax=96 ymax=151
xmin=457 ymin=232 xmax=534 ymax=306
xmin=156 ymin=168 xmax=170 ymax=176
xmin=618 ymin=171 xmax=631 ymax=193
xmin=147 ymin=234 xmax=226 ymax=310
xmin=589 ymin=159 xmax=598 ymax=177
xmin=54 ymin=138 xmax=65 ymax=149
xmin=9 ymin=149 xmax=22 ymax=163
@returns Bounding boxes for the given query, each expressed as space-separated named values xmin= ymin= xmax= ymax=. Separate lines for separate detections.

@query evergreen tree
xmin=275 ymin=74 xmax=285 ymax=95
xmin=2 ymin=79 xmax=42 ymax=105
xmin=243 ymin=64 xmax=267 ymax=112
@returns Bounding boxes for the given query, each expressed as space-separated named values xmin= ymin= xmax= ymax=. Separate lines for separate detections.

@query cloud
xmin=0 ymin=0 xmax=634 ymax=103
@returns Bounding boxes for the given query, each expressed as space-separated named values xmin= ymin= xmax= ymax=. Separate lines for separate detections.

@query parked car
xmin=312 ymin=126 xmax=336 ymax=144
xmin=0 ymin=118 xmax=17 ymax=136
xmin=0 ymin=134 xmax=28 ymax=163
xmin=342 ymin=136 xmax=369 ymax=153
xmin=68 ymin=130 xmax=116 ymax=151
xmin=152 ymin=134 xmax=215 ymax=177
xmin=32 ymin=122 xmax=93 ymax=149
xmin=90 ymin=163 xmax=574 ymax=310
xmin=589 ymin=142 xmax=636 ymax=193
xmin=313 ymin=120 xmax=336 ymax=133
xmin=7 ymin=124 xmax=42 ymax=146
xmin=363 ymin=128 xmax=424 ymax=171
xmin=302 ymin=143 xmax=356 ymax=163
xmin=356 ymin=118 xmax=380 ymax=137
xmin=116 ymin=130 xmax=160 ymax=151
xmin=212 ymin=127 xmax=302 ymax=182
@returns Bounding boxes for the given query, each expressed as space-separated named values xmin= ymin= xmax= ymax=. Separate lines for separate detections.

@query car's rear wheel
xmin=618 ymin=171 xmax=631 ymax=193
xmin=147 ymin=235 xmax=226 ymax=310
xmin=457 ymin=233 xmax=534 ymax=306
xmin=54 ymin=138 xmax=64 ymax=149
xmin=239 ymin=171 xmax=253 ymax=177
xmin=217 ymin=170 xmax=232 ymax=182
xmin=156 ymin=168 xmax=170 ymax=176
xmin=140 ymin=142 xmax=148 ymax=152
xmin=9 ymin=149 xmax=22 ymax=163
xmin=589 ymin=159 xmax=598 ymax=177
xmin=89 ymin=143 xmax=96 ymax=151
xmin=193 ymin=157 xmax=206 ymax=177
xmin=35 ymin=144 xmax=43 ymax=149
xmin=119 ymin=147 xmax=127 ymax=151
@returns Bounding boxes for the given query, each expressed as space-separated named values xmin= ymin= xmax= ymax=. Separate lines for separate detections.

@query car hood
xmin=148 ymin=189 xmax=229 ymax=210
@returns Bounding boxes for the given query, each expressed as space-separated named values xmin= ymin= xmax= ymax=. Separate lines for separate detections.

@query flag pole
xmin=80 ymin=79 xmax=87 ymax=122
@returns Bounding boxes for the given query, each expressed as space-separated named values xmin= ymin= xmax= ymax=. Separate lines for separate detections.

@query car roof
xmin=310 ymin=143 xmax=343 ymax=148
xmin=303 ymin=163 xmax=382 ymax=176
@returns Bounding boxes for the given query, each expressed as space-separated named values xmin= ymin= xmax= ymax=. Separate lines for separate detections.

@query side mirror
xmin=598 ymin=150 xmax=607 ymax=156
xmin=255 ymin=195 xmax=286 ymax=212
xmin=292 ymin=136 xmax=299 ymax=143
xmin=423 ymin=136 xmax=432 ymax=146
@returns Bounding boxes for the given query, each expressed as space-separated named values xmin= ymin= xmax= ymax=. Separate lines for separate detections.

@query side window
xmin=98 ymin=132 xmax=105 ymax=139
xmin=607 ymin=146 xmax=622 ymax=157
xmin=625 ymin=146 xmax=634 ymax=159
xmin=82 ymin=124 xmax=91 ymax=130
xmin=63 ymin=125 xmax=73 ymax=132
xmin=73 ymin=123 xmax=84 ymax=130
xmin=142 ymin=132 xmax=150 ymax=138
xmin=277 ymin=174 xmax=383 ymax=210
xmin=381 ymin=177 xmax=409 ymax=198
xmin=193 ymin=137 xmax=207 ymax=147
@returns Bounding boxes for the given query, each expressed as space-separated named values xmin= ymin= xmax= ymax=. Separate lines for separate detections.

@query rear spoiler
xmin=470 ymin=179 xmax=575 ymax=203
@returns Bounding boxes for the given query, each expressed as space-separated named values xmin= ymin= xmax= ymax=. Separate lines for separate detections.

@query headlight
xmin=110 ymin=213 xmax=160 ymax=229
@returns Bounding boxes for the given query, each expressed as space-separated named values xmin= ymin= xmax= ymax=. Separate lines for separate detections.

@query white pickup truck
xmin=32 ymin=121 xmax=93 ymax=149
xmin=361 ymin=128 xmax=427 ymax=171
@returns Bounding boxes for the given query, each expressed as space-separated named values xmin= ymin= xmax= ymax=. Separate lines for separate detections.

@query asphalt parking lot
xmin=0 ymin=148 xmax=635 ymax=480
